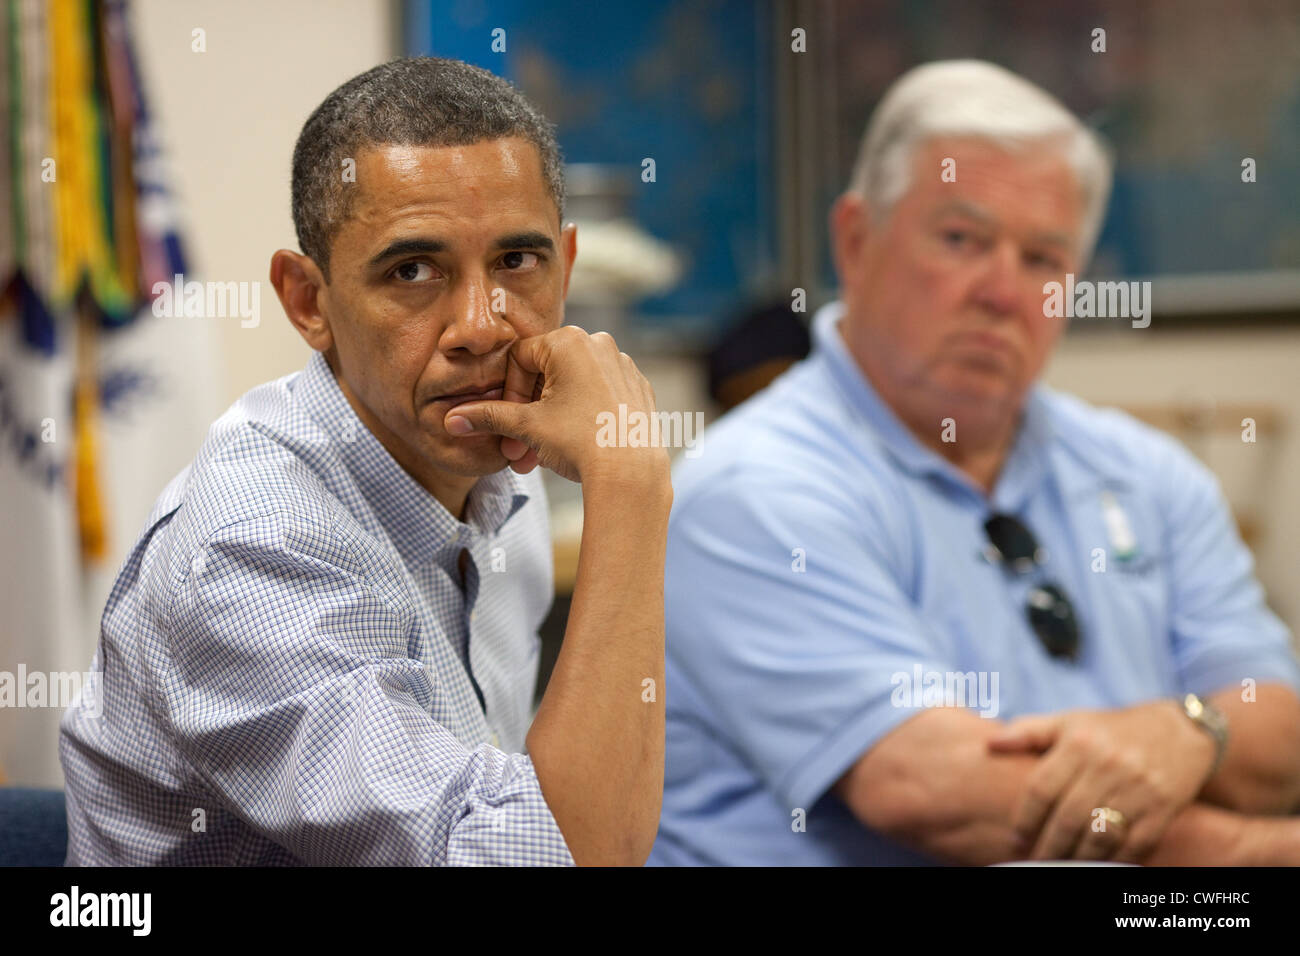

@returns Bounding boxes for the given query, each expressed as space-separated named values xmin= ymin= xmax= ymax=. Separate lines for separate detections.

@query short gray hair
xmin=848 ymin=60 xmax=1113 ymax=263
xmin=291 ymin=56 xmax=565 ymax=282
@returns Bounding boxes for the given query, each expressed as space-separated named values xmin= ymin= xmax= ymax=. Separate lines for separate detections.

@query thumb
xmin=444 ymin=399 xmax=534 ymax=444
xmin=987 ymin=714 xmax=1063 ymax=753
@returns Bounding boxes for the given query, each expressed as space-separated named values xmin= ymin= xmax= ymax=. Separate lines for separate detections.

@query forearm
xmin=838 ymin=710 xmax=1033 ymax=865
xmin=865 ymin=712 xmax=1037 ymax=865
xmin=527 ymin=469 xmax=671 ymax=865
xmin=1200 ymin=683 xmax=1300 ymax=814
xmin=909 ymin=759 xmax=1300 ymax=866
xmin=845 ymin=709 xmax=1300 ymax=866
xmin=1143 ymin=802 xmax=1300 ymax=865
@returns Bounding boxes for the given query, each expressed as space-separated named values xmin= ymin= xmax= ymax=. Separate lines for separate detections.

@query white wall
xmin=132 ymin=0 xmax=397 ymax=402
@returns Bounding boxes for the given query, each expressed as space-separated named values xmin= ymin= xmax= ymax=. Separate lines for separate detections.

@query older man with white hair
xmin=650 ymin=60 xmax=1300 ymax=866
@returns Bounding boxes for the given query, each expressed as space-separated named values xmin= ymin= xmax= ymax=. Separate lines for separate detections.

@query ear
xmin=270 ymin=249 xmax=333 ymax=353
xmin=559 ymin=221 xmax=578 ymax=299
xmin=829 ymin=191 xmax=871 ymax=289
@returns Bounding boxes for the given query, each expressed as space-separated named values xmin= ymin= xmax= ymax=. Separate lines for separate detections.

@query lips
xmin=954 ymin=332 xmax=1015 ymax=353
xmin=431 ymin=384 xmax=504 ymax=409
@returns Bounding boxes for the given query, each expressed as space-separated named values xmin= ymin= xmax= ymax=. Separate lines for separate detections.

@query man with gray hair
xmin=650 ymin=60 xmax=1300 ymax=865
xmin=60 ymin=57 xmax=670 ymax=866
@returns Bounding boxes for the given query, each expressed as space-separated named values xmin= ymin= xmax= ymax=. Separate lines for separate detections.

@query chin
xmin=430 ymin=434 xmax=511 ymax=477
xmin=935 ymin=370 xmax=1021 ymax=409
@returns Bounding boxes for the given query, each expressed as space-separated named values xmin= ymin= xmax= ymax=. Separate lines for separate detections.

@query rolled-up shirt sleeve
xmin=161 ymin=511 xmax=574 ymax=866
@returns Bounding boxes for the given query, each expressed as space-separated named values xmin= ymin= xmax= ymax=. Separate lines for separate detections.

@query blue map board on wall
xmin=404 ymin=0 xmax=777 ymax=325
xmin=821 ymin=0 xmax=1300 ymax=313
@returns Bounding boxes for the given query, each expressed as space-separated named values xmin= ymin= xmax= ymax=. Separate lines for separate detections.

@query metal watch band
xmin=1183 ymin=692 xmax=1229 ymax=775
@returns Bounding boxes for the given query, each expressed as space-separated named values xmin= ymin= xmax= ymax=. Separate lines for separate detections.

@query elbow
xmin=569 ymin=829 xmax=658 ymax=867
xmin=568 ymin=799 xmax=662 ymax=866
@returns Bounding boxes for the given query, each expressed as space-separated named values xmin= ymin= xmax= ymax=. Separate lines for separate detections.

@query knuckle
xmin=1121 ymin=752 xmax=1147 ymax=781
xmin=1105 ymin=748 xmax=1139 ymax=779
xmin=1025 ymin=778 xmax=1056 ymax=806
xmin=1068 ymin=729 xmax=1098 ymax=757
xmin=1143 ymin=769 xmax=1172 ymax=801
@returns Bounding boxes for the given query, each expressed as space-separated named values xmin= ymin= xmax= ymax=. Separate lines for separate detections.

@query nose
xmin=437 ymin=273 xmax=515 ymax=356
xmin=972 ymin=240 xmax=1025 ymax=317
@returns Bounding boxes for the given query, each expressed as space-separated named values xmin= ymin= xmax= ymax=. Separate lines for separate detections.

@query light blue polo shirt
xmin=649 ymin=301 xmax=1300 ymax=866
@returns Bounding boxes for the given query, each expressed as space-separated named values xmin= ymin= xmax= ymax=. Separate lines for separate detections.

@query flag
xmin=0 ymin=0 xmax=223 ymax=787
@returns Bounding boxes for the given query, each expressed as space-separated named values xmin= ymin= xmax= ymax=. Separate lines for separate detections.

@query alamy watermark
xmin=0 ymin=666 xmax=102 ymax=717
xmin=890 ymin=665 xmax=1000 ymax=718
xmin=50 ymin=886 xmax=150 ymax=935
xmin=595 ymin=404 xmax=704 ymax=458
xmin=152 ymin=273 xmax=260 ymax=328
xmin=1042 ymin=273 xmax=1151 ymax=329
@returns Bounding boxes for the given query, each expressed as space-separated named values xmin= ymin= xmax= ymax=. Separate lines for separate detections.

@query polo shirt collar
xmin=296 ymin=350 xmax=529 ymax=565
xmin=811 ymin=301 xmax=1050 ymax=511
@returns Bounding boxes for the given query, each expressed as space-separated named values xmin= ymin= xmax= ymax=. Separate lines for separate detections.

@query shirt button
xmin=490 ymin=732 xmax=500 ymax=748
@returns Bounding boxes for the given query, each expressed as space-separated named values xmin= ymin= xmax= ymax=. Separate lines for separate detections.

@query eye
xmin=942 ymin=228 xmax=980 ymax=250
xmin=940 ymin=227 xmax=996 ymax=257
xmin=392 ymin=261 xmax=437 ymax=282
xmin=1025 ymin=251 xmax=1065 ymax=271
xmin=499 ymin=251 xmax=541 ymax=271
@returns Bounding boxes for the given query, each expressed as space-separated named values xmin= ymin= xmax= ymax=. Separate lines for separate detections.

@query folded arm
xmin=1200 ymin=682 xmax=1300 ymax=814
xmin=833 ymin=706 xmax=1300 ymax=866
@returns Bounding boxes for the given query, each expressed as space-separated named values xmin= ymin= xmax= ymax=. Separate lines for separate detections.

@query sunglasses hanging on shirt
xmin=983 ymin=513 xmax=1081 ymax=661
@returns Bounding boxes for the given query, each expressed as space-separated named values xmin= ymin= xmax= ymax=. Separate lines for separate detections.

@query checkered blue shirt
xmin=59 ymin=350 xmax=574 ymax=866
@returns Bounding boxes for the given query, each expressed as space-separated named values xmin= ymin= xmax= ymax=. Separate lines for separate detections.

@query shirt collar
xmin=811 ymin=300 xmax=1050 ymax=510
xmin=295 ymin=350 xmax=529 ymax=565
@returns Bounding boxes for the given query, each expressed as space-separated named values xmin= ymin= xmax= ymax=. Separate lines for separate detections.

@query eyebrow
xmin=367 ymin=237 xmax=446 ymax=269
xmin=930 ymin=201 xmax=1074 ymax=249
xmin=492 ymin=231 xmax=555 ymax=252
xmin=367 ymin=231 xmax=556 ymax=270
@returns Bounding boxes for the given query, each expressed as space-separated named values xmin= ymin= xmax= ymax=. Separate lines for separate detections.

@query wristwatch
xmin=1182 ymin=693 xmax=1229 ymax=775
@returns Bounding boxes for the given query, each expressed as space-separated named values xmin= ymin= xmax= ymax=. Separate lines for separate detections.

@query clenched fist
xmin=443 ymin=326 xmax=669 ymax=486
